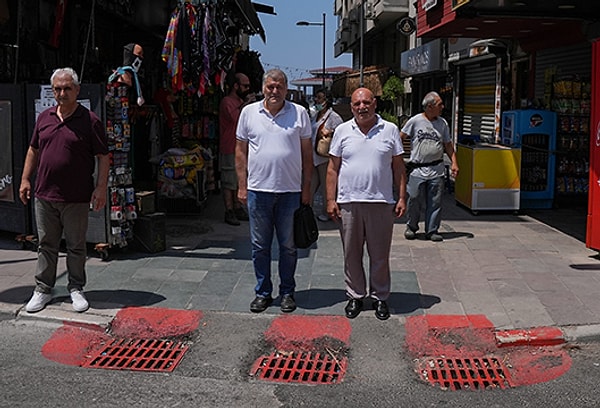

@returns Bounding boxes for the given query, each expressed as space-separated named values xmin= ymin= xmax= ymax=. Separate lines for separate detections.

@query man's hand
xmin=91 ymin=186 xmax=107 ymax=211
xmin=19 ymin=180 xmax=31 ymax=205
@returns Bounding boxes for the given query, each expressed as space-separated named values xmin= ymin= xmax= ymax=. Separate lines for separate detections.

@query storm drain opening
xmin=250 ymin=351 xmax=348 ymax=384
xmin=417 ymin=356 xmax=513 ymax=391
xmin=81 ymin=338 xmax=189 ymax=373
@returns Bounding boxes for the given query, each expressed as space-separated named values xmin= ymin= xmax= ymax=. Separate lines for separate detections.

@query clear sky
xmin=249 ymin=0 xmax=353 ymax=81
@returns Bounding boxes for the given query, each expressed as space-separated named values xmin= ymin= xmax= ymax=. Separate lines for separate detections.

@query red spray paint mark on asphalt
xmin=42 ymin=322 xmax=110 ymax=366
xmin=264 ymin=315 xmax=351 ymax=351
xmin=406 ymin=314 xmax=497 ymax=358
xmin=109 ymin=307 xmax=203 ymax=339
xmin=405 ymin=314 xmax=572 ymax=388
xmin=505 ymin=347 xmax=573 ymax=386
xmin=41 ymin=307 xmax=203 ymax=367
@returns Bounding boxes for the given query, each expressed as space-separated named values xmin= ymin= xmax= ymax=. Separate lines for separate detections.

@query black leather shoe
xmin=250 ymin=296 xmax=273 ymax=313
xmin=373 ymin=300 xmax=390 ymax=320
xmin=280 ymin=294 xmax=296 ymax=313
xmin=345 ymin=298 xmax=363 ymax=319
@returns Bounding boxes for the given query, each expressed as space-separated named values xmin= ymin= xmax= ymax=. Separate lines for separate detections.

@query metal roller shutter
xmin=460 ymin=61 xmax=497 ymax=142
xmin=534 ymin=43 xmax=592 ymax=101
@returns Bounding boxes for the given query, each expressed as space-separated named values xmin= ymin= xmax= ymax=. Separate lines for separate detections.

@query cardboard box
xmin=136 ymin=191 xmax=156 ymax=215
xmin=133 ymin=212 xmax=166 ymax=253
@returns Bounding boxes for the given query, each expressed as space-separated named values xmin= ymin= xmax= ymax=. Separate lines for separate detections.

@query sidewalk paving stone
xmin=2 ymin=191 xmax=600 ymax=343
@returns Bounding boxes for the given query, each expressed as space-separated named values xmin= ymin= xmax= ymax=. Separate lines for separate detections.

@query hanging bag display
xmin=315 ymin=111 xmax=333 ymax=157
xmin=293 ymin=204 xmax=319 ymax=249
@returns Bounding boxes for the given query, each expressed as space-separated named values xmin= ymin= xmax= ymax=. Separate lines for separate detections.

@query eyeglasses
xmin=53 ymin=86 xmax=73 ymax=93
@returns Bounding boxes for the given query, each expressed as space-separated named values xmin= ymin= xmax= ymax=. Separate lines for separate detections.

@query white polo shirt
xmin=237 ymin=100 xmax=312 ymax=193
xmin=329 ymin=115 xmax=403 ymax=204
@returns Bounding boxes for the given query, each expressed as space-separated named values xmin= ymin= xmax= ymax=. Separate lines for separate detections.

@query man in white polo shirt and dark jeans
xmin=235 ymin=69 xmax=313 ymax=314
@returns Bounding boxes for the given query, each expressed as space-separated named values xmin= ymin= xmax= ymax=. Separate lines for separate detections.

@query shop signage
xmin=422 ymin=0 xmax=437 ymax=11
xmin=397 ymin=17 xmax=417 ymax=36
xmin=400 ymin=40 xmax=443 ymax=76
xmin=452 ymin=0 xmax=471 ymax=10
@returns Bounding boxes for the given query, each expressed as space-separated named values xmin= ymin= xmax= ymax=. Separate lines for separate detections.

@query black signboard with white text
xmin=0 ymin=101 xmax=13 ymax=202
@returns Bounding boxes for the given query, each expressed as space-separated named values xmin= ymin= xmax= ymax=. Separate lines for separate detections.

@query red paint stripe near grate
xmin=250 ymin=351 xmax=347 ymax=384
xmin=417 ymin=356 xmax=513 ymax=390
xmin=81 ymin=338 xmax=189 ymax=372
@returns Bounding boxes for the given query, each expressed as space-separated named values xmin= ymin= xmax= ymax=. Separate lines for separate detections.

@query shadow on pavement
xmin=68 ymin=289 xmax=166 ymax=309
xmin=0 ymin=286 xmax=166 ymax=309
xmin=0 ymin=285 xmax=34 ymax=303
xmin=295 ymin=288 xmax=441 ymax=316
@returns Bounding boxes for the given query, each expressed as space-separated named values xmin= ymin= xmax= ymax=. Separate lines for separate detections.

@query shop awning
xmin=233 ymin=0 xmax=266 ymax=42
xmin=417 ymin=0 xmax=595 ymax=51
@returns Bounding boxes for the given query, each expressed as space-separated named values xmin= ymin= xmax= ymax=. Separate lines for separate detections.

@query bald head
xmin=351 ymin=87 xmax=377 ymax=129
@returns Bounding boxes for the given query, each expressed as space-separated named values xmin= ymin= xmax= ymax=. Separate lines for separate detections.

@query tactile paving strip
xmin=81 ymin=338 xmax=189 ymax=372
xmin=417 ymin=356 xmax=513 ymax=390
xmin=250 ymin=351 xmax=347 ymax=384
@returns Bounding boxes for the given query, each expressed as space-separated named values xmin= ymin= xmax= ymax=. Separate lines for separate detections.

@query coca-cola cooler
xmin=586 ymin=39 xmax=600 ymax=250
xmin=501 ymin=109 xmax=557 ymax=209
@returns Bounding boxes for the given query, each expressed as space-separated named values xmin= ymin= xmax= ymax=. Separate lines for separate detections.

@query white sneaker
xmin=70 ymin=290 xmax=89 ymax=312
xmin=25 ymin=291 xmax=53 ymax=313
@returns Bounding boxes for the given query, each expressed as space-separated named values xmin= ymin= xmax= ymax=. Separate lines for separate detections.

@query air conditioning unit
xmin=365 ymin=1 xmax=375 ymax=19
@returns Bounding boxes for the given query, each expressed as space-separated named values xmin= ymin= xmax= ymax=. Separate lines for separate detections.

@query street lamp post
xmin=359 ymin=0 xmax=364 ymax=87
xmin=296 ymin=13 xmax=326 ymax=90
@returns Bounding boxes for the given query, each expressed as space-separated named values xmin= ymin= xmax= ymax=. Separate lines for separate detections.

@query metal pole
xmin=359 ymin=0 xmax=364 ymax=87
xmin=322 ymin=12 xmax=326 ymax=90
xmin=13 ymin=0 xmax=22 ymax=84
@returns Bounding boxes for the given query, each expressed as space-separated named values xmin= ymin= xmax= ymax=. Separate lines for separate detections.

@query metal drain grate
xmin=81 ymin=338 xmax=189 ymax=372
xmin=250 ymin=351 xmax=347 ymax=384
xmin=418 ymin=356 xmax=513 ymax=390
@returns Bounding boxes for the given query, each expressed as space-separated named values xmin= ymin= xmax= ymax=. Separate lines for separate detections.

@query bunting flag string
xmin=260 ymin=62 xmax=315 ymax=80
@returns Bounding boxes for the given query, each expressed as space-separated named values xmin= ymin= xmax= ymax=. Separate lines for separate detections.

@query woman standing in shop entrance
xmin=311 ymin=90 xmax=343 ymax=222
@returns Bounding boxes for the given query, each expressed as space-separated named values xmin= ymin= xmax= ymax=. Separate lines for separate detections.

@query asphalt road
xmin=2 ymin=314 xmax=600 ymax=408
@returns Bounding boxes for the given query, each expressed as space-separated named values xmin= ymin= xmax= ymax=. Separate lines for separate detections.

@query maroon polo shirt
xmin=30 ymin=104 xmax=108 ymax=203
xmin=219 ymin=93 xmax=244 ymax=155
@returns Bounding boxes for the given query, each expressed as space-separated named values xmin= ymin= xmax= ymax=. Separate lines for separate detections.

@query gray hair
xmin=51 ymin=67 xmax=80 ymax=86
xmin=422 ymin=91 xmax=440 ymax=110
xmin=262 ymin=68 xmax=287 ymax=87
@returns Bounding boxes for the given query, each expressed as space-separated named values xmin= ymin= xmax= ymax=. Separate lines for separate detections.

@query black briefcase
xmin=293 ymin=204 xmax=319 ymax=249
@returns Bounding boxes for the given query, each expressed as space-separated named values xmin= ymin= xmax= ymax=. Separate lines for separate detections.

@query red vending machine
xmin=586 ymin=38 xmax=600 ymax=250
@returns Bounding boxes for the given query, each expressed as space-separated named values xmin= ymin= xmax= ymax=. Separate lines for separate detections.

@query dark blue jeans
xmin=247 ymin=190 xmax=300 ymax=298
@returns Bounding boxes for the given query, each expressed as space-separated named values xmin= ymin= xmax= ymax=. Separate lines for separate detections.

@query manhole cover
xmin=417 ymin=356 xmax=513 ymax=390
xmin=250 ymin=351 xmax=347 ymax=384
xmin=81 ymin=338 xmax=189 ymax=372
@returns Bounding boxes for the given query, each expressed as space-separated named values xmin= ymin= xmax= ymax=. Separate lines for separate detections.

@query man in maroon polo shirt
xmin=19 ymin=67 xmax=109 ymax=313
xmin=219 ymin=72 xmax=253 ymax=226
